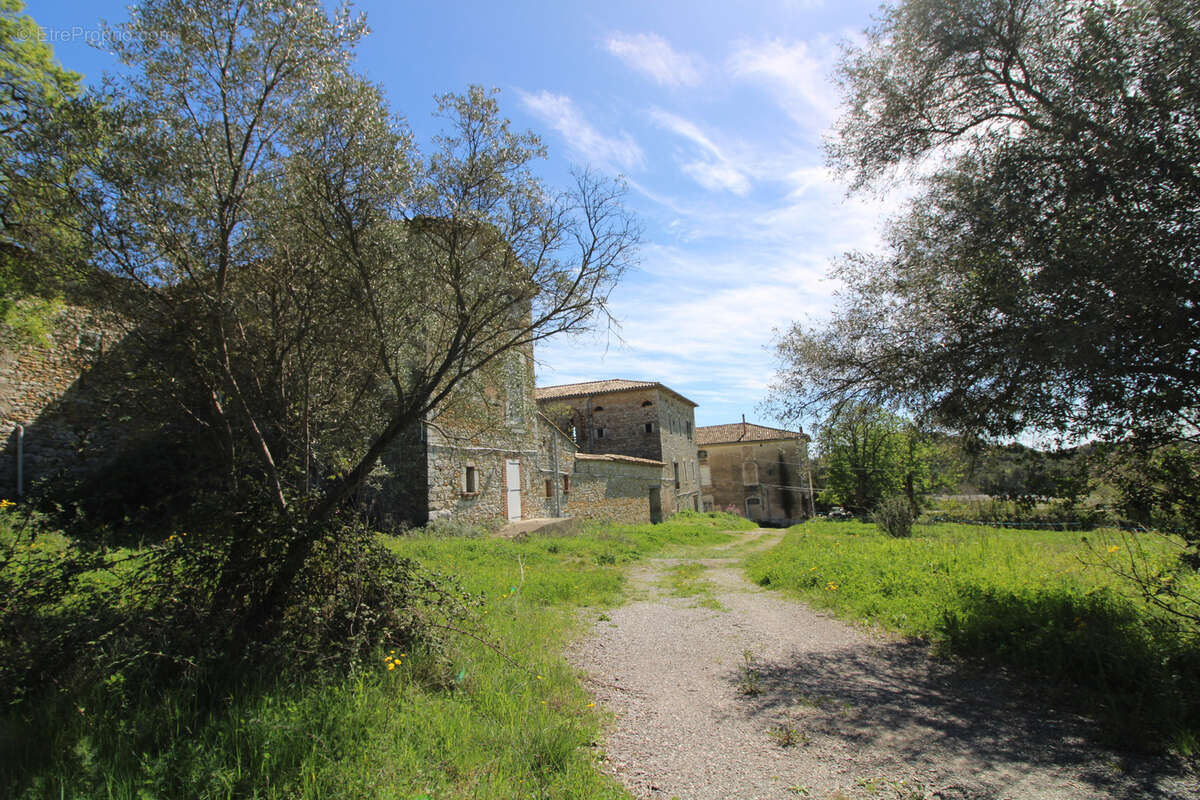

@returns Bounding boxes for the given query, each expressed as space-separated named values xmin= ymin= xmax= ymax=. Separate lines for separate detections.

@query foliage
xmin=2 ymin=514 xmax=732 ymax=798
xmin=51 ymin=0 xmax=637 ymax=646
xmin=815 ymin=402 xmax=951 ymax=514
xmin=873 ymin=495 xmax=914 ymax=538
xmin=774 ymin=0 xmax=1200 ymax=443
xmin=0 ymin=0 xmax=91 ymax=316
xmin=746 ymin=520 xmax=1200 ymax=750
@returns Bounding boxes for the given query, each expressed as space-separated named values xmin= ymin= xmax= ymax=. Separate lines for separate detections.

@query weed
xmin=662 ymin=562 xmax=726 ymax=610
xmin=785 ymin=785 xmax=810 ymax=796
xmin=768 ymin=720 xmax=808 ymax=747
xmin=737 ymin=649 xmax=763 ymax=697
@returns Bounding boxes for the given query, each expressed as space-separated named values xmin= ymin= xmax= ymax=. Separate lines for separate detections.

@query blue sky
xmin=33 ymin=0 xmax=903 ymax=433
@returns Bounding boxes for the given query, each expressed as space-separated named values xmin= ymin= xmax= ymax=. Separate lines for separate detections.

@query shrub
xmin=873 ymin=495 xmax=914 ymax=537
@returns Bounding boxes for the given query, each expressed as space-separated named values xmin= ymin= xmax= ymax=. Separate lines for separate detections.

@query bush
xmin=873 ymin=495 xmax=914 ymax=537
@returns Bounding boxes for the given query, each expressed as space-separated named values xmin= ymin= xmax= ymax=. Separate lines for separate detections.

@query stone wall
xmin=412 ymin=345 xmax=544 ymax=526
xmin=566 ymin=454 xmax=664 ymax=524
xmin=700 ymin=438 xmax=810 ymax=525
xmin=653 ymin=391 xmax=701 ymax=514
xmin=0 ymin=306 xmax=130 ymax=497
xmin=536 ymin=385 xmax=700 ymax=516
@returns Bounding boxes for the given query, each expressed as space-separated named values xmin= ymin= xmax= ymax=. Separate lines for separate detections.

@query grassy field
xmin=1 ymin=511 xmax=749 ymax=799
xmin=745 ymin=519 xmax=1200 ymax=752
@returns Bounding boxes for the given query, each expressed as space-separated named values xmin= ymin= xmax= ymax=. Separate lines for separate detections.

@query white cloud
xmin=516 ymin=90 xmax=644 ymax=172
xmin=604 ymin=32 xmax=703 ymax=87
xmin=728 ymin=37 xmax=843 ymax=133
xmin=648 ymin=109 xmax=753 ymax=196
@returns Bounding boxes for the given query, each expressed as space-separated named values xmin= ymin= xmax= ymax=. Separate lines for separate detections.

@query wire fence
xmin=919 ymin=516 xmax=1152 ymax=533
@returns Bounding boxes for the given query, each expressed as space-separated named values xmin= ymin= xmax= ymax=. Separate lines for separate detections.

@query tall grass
xmin=745 ymin=520 xmax=1200 ymax=751
xmin=2 ymin=511 xmax=744 ymax=798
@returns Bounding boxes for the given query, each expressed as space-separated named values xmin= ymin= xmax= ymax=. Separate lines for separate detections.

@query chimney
xmin=741 ymin=414 xmax=747 ymax=440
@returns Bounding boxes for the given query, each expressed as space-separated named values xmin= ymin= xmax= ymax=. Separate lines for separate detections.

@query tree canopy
xmin=0 ymin=0 xmax=88 ymax=325
xmin=59 ymin=0 xmax=636 ymax=639
xmin=774 ymin=0 xmax=1200 ymax=445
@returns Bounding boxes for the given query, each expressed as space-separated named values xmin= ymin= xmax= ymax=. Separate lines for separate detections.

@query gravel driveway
xmin=567 ymin=529 xmax=1199 ymax=800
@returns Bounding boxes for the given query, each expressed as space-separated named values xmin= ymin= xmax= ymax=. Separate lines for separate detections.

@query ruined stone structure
xmin=536 ymin=379 xmax=701 ymax=517
xmin=2 ymin=309 xmax=672 ymax=527
xmin=696 ymin=420 xmax=811 ymax=526
xmin=0 ymin=306 xmax=134 ymax=497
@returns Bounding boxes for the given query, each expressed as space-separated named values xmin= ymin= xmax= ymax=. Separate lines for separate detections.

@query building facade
xmin=536 ymin=379 xmax=701 ymax=517
xmin=696 ymin=420 xmax=811 ymax=526
xmin=2 ymin=308 xmax=671 ymax=528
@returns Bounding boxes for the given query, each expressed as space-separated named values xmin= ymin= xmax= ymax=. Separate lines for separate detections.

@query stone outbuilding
xmin=536 ymin=379 xmax=701 ymax=517
xmin=696 ymin=419 xmax=812 ymax=526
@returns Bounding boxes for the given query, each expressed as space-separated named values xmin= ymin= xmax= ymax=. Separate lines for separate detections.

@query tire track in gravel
xmin=567 ymin=528 xmax=1198 ymax=800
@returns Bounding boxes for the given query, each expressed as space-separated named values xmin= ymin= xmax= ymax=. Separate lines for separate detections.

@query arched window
xmin=593 ymin=406 xmax=604 ymax=412
xmin=641 ymin=400 xmax=653 ymax=407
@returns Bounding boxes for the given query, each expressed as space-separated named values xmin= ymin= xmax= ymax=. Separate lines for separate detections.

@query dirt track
xmin=568 ymin=529 xmax=1199 ymax=800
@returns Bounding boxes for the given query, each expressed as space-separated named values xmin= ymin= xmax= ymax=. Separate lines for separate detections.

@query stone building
xmin=696 ymin=419 xmax=811 ymax=526
xmin=535 ymin=379 xmax=701 ymax=516
xmin=2 ymin=307 xmax=671 ymax=528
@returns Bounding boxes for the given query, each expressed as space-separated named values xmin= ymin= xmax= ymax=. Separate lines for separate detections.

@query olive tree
xmin=775 ymin=0 xmax=1200 ymax=444
xmin=79 ymin=0 xmax=636 ymax=637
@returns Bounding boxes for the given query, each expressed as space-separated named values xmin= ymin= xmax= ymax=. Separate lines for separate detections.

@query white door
xmin=505 ymin=459 xmax=522 ymax=521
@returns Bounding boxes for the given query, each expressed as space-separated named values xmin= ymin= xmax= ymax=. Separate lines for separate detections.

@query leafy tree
xmin=815 ymin=403 xmax=940 ymax=514
xmin=773 ymin=0 xmax=1200 ymax=446
xmin=73 ymin=0 xmax=635 ymax=640
xmin=0 ymin=0 xmax=91 ymax=331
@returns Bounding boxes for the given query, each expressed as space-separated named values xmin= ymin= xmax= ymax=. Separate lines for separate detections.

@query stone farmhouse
xmin=535 ymin=379 xmax=702 ymax=517
xmin=697 ymin=419 xmax=812 ymax=526
xmin=1 ymin=308 xmax=693 ymax=528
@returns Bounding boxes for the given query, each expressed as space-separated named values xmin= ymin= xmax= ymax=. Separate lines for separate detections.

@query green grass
xmin=2 ymin=511 xmax=741 ymax=799
xmin=746 ymin=520 xmax=1200 ymax=751
xmin=660 ymin=562 xmax=726 ymax=610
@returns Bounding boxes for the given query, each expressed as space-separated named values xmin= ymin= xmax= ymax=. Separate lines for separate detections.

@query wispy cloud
xmin=604 ymin=32 xmax=703 ymax=87
xmin=728 ymin=37 xmax=843 ymax=133
xmin=516 ymin=90 xmax=644 ymax=172
xmin=648 ymin=109 xmax=752 ymax=195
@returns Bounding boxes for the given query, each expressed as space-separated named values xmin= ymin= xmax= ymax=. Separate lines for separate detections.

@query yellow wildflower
xmin=1107 ymin=545 xmax=1121 ymax=554
xmin=0 ymin=499 xmax=14 ymax=509
xmin=387 ymin=662 xmax=396 ymax=671
xmin=826 ymin=581 xmax=839 ymax=591
xmin=586 ymin=702 xmax=595 ymax=708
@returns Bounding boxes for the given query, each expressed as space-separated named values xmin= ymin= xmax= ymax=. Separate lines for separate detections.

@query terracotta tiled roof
xmin=535 ymin=379 xmax=697 ymax=407
xmin=575 ymin=452 xmax=665 ymax=467
xmin=695 ymin=422 xmax=807 ymax=445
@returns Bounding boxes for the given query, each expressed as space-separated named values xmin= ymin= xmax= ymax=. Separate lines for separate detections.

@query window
xmin=673 ymin=462 xmax=680 ymax=489
xmin=641 ymin=400 xmax=653 ymax=407
xmin=562 ymin=475 xmax=571 ymax=494
xmin=593 ymin=406 xmax=603 ymax=412
xmin=463 ymin=465 xmax=478 ymax=494
xmin=596 ymin=427 xmax=605 ymax=439
xmin=743 ymin=462 xmax=759 ymax=485
xmin=686 ymin=421 xmax=692 ymax=439
xmin=545 ymin=479 xmax=553 ymax=498
xmin=698 ymin=450 xmax=708 ymax=459
xmin=643 ymin=421 xmax=655 ymax=433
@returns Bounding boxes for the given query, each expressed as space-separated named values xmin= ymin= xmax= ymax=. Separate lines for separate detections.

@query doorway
xmin=505 ymin=459 xmax=521 ymax=521
xmin=648 ymin=486 xmax=663 ymax=523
